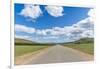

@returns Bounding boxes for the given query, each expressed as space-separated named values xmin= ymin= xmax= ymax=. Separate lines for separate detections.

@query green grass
xmin=64 ymin=43 xmax=94 ymax=55
xmin=15 ymin=45 xmax=49 ymax=57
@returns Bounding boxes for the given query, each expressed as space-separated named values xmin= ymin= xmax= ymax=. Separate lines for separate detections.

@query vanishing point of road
xmin=26 ymin=45 xmax=93 ymax=64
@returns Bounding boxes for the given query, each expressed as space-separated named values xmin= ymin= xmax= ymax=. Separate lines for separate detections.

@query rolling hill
xmin=15 ymin=38 xmax=55 ymax=45
xmin=63 ymin=38 xmax=94 ymax=55
xmin=15 ymin=38 xmax=35 ymax=45
xmin=71 ymin=38 xmax=94 ymax=44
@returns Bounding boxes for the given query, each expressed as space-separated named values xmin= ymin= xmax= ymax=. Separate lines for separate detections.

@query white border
xmin=11 ymin=0 xmax=95 ymax=69
xmin=15 ymin=62 xmax=95 ymax=69
xmin=0 ymin=0 xmax=11 ymax=69
xmin=11 ymin=0 xmax=14 ymax=69
xmin=14 ymin=0 xmax=95 ymax=8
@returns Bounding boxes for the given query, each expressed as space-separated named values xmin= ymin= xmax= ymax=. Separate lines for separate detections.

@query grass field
xmin=15 ymin=45 xmax=49 ymax=57
xmin=64 ymin=43 xmax=94 ymax=55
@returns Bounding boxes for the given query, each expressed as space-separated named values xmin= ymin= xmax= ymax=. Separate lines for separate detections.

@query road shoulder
xmin=15 ymin=47 xmax=51 ymax=65
xmin=64 ymin=46 xmax=94 ymax=60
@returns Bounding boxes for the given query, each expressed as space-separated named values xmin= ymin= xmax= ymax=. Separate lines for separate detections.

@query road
xmin=26 ymin=45 xmax=93 ymax=64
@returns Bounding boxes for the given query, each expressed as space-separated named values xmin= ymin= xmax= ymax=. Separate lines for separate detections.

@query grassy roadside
xmin=63 ymin=43 xmax=94 ymax=55
xmin=15 ymin=45 xmax=50 ymax=57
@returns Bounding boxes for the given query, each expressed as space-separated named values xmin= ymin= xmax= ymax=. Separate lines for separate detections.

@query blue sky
xmin=15 ymin=4 xmax=94 ymax=43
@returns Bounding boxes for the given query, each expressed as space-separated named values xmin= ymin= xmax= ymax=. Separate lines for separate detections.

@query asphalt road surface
xmin=27 ymin=45 xmax=93 ymax=64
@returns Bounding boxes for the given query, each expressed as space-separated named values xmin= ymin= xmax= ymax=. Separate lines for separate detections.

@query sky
xmin=15 ymin=3 xmax=94 ymax=43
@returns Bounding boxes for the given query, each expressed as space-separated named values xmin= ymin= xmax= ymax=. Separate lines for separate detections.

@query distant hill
xmin=15 ymin=38 xmax=34 ymax=43
xmin=15 ymin=38 xmax=35 ymax=45
xmin=68 ymin=38 xmax=94 ymax=44
xmin=15 ymin=38 xmax=94 ymax=45
xmin=15 ymin=38 xmax=55 ymax=45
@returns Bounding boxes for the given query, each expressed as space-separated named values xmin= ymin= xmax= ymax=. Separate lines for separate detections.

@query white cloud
xmin=15 ymin=9 xmax=94 ymax=43
xmin=15 ymin=35 xmax=32 ymax=40
xmin=45 ymin=5 xmax=64 ymax=17
xmin=36 ymin=30 xmax=47 ymax=35
xmin=15 ymin=35 xmax=29 ymax=39
xmin=34 ymin=9 xmax=94 ymax=39
xmin=88 ymin=9 xmax=95 ymax=24
xmin=81 ymin=30 xmax=94 ymax=38
xmin=70 ymin=9 xmax=94 ymax=38
xmin=74 ymin=18 xmax=94 ymax=30
xmin=43 ymin=36 xmax=59 ymax=39
xmin=19 ymin=4 xmax=64 ymax=20
xmin=15 ymin=24 xmax=36 ymax=34
xmin=88 ymin=9 xmax=94 ymax=18
xmin=19 ymin=4 xmax=43 ymax=20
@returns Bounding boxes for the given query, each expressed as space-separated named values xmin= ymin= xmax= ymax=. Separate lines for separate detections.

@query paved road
xmin=27 ymin=45 xmax=93 ymax=64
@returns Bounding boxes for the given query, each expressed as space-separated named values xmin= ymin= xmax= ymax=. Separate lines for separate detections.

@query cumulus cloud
xmin=15 ymin=35 xmax=30 ymax=39
xmin=81 ymin=30 xmax=94 ymax=38
xmin=45 ymin=5 xmax=64 ymax=17
xmin=15 ymin=8 xmax=94 ymax=43
xmin=36 ymin=30 xmax=47 ymax=35
xmin=34 ymin=9 xmax=94 ymax=39
xmin=19 ymin=4 xmax=43 ymax=20
xmin=42 ymin=36 xmax=59 ymax=39
xmin=74 ymin=9 xmax=94 ymax=38
xmin=88 ymin=9 xmax=94 ymax=18
xmin=15 ymin=24 xmax=36 ymax=34
xmin=19 ymin=4 xmax=65 ymax=22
